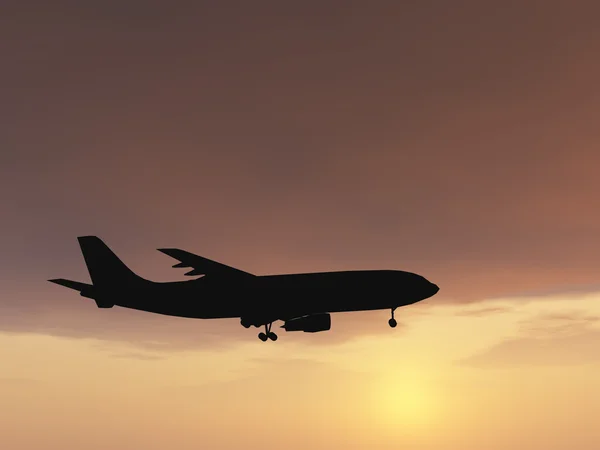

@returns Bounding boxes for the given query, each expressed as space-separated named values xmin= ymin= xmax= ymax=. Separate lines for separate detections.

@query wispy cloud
xmin=108 ymin=352 xmax=166 ymax=361
xmin=458 ymin=332 xmax=600 ymax=368
xmin=164 ymin=356 xmax=371 ymax=393
xmin=518 ymin=311 xmax=600 ymax=337
xmin=453 ymin=306 xmax=513 ymax=317
xmin=459 ymin=310 xmax=600 ymax=367
xmin=0 ymin=377 xmax=40 ymax=385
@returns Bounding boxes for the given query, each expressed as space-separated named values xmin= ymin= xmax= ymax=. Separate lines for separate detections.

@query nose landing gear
xmin=389 ymin=308 xmax=397 ymax=328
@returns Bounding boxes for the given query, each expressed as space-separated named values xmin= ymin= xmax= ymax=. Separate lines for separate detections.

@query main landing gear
xmin=389 ymin=307 xmax=397 ymax=328
xmin=258 ymin=322 xmax=278 ymax=341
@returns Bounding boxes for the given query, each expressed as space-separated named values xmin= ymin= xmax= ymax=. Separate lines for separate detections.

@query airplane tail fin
xmin=76 ymin=236 xmax=144 ymax=287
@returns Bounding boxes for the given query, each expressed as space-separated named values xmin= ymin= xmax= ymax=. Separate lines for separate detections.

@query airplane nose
xmin=431 ymin=283 xmax=439 ymax=294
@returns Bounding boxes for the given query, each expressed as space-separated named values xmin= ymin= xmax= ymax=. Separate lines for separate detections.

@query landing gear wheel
xmin=258 ymin=322 xmax=277 ymax=341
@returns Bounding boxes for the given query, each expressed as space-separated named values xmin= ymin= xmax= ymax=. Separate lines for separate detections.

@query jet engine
xmin=282 ymin=313 xmax=331 ymax=333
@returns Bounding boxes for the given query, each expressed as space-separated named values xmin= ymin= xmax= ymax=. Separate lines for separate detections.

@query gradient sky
xmin=2 ymin=2 xmax=600 ymax=449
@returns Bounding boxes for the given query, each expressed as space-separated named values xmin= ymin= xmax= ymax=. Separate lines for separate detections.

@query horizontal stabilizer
xmin=157 ymin=248 xmax=255 ymax=278
xmin=48 ymin=278 xmax=92 ymax=292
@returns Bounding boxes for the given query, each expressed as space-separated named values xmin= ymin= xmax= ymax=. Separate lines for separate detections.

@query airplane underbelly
xmin=256 ymin=287 xmax=395 ymax=317
xmin=114 ymin=288 xmax=243 ymax=319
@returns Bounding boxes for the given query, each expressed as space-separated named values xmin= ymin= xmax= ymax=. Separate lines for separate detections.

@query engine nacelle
xmin=282 ymin=313 xmax=331 ymax=333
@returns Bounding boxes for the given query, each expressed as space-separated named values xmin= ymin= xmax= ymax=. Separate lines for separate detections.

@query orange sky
xmin=2 ymin=2 xmax=600 ymax=449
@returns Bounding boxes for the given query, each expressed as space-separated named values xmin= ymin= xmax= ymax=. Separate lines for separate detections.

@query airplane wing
xmin=157 ymin=248 xmax=256 ymax=278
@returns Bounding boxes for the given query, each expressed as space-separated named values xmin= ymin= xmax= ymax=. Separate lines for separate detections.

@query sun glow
xmin=367 ymin=369 xmax=441 ymax=437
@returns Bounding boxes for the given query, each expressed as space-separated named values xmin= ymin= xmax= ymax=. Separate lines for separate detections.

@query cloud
xmin=160 ymin=355 xmax=375 ymax=441
xmin=459 ymin=310 xmax=600 ymax=367
xmin=108 ymin=352 xmax=166 ymax=361
xmin=0 ymin=377 xmax=40 ymax=386
xmin=518 ymin=311 xmax=600 ymax=337
xmin=167 ymin=356 xmax=371 ymax=393
xmin=459 ymin=332 xmax=600 ymax=368
xmin=453 ymin=306 xmax=513 ymax=317
xmin=488 ymin=284 xmax=600 ymax=302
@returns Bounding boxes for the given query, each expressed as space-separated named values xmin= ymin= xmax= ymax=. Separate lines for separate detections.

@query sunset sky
xmin=2 ymin=2 xmax=600 ymax=449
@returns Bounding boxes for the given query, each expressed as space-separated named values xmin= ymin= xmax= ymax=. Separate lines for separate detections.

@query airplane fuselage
xmin=102 ymin=269 xmax=438 ymax=323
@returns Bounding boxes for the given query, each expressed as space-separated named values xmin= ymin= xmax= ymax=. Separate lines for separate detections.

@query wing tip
xmin=48 ymin=278 xmax=75 ymax=289
xmin=157 ymin=248 xmax=192 ymax=269
xmin=77 ymin=235 xmax=102 ymax=243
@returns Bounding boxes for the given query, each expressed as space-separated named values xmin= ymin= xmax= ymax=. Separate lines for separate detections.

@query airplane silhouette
xmin=49 ymin=236 xmax=439 ymax=341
